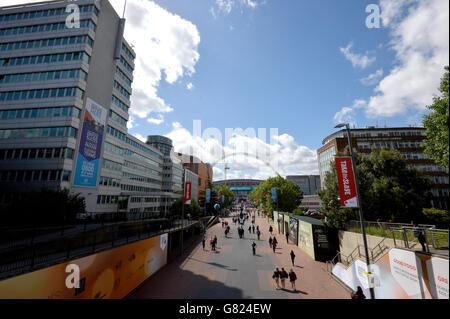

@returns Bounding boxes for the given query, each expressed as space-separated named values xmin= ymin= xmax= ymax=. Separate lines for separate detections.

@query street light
xmin=335 ymin=123 xmax=375 ymax=299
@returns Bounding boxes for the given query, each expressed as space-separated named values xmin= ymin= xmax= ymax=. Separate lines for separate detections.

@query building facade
xmin=213 ymin=179 xmax=262 ymax=202
xmin=0 ymin=0 xmax=180 ymax=217
xmin=317 ymin=127 xmax=449 ymax=209
xmin=175 ymin=153 xmax=213 ymax=200
xmin=183 ymin=168 xmax=199 ymax=202
xmin=286 ymin=175 xmax=321 ymax=195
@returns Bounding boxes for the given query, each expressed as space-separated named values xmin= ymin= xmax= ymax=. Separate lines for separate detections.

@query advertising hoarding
xmin=335 ymin=156 xmax=358 ymax=208
xmin=0 ymin=234 xmax=168 ymax=299
xmin=73 ymin=98 xmax=107 ymax=187
xmin=289 ymin=217 xmax=298 ymax=244
xmin=298 ymin=220 xmax=314 ymax=259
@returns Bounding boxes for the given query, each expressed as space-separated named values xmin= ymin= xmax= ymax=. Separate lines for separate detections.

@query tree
xmin=214 ymin=184 xmax=235 ymax=209
xmin=250 ymin=176 xmax=303 ymax=216
xmin=318 ymin=147 xmax=434 ymax=228
xmin=170 ymin=198 xmax=202 ymax=219
xmin=423 ymin=66 xmax=449 ymax=168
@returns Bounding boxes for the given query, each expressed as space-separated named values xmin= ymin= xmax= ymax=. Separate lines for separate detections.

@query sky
xmin=2 ymin=0 xmax=449 ymax=181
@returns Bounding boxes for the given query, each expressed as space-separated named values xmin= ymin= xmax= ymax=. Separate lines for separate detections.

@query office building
xmin=317 ymin=127 xmax=449 ymax=209
xmin=0 ymin=0 xmax=180 ymax=217
xmin=183 ymin=168 xmax=199 ymax=202
xmin=175 ymin=153 xmax=213 ymax=200
xmin=286 ymin=175 xmax=321 ymax=195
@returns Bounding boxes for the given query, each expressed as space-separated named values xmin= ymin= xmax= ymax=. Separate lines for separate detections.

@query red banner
xmin=184 ymin=182 xmax=192 ymax=204
xmin=335 ymin=157 xmax=358 ymax=208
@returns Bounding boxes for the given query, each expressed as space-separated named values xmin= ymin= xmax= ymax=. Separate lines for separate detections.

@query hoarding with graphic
xmin=0 ymin=234 xmax=168 ymax=299
xmin=335 ymin=156 xmax=358 ymax=208
xmin=298 ymin=220 xmax=314 ymax=259
xmin=331 ymin=248 xmax=449 ymax=299
xmin=289 ymin=217 xmax=298 ymax=244
xmin=73 ymin=98 xmax=107 ymax=187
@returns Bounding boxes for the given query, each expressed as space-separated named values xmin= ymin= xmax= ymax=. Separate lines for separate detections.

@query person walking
xmin=289 ymin=269 xmax=297 ymax=292
xmin=209 ymin=237 xmax=213 ymax=249
xmin=412 ymin=221 xmax=427 ymax=252
xmin=272 ymin=267 xmax=281 ymax=289
xmin=202 ymin=236 xmax=206 ymax=250
xmin=256 ymin=225 xmax=259 ymax=232
xmin=251 ymin=241 xmax=257 ymax=255
xmin=248 ymin=226 xmax=251 ymax=233
xmin=272 ymin=240 xmax=277 ymax=253
xmin=257 ymin=229 xmax=261 ymax=240
xmin=269 ymin=225 xmax=273 ymax=235
xmin=280 ymin=268 xmax=288 ymax=289
xmin=290 ymin=250 xmax=296 ymax=266
xmin=351 ymin=286 xmax=366 ymax=300
xmin=272 ymin=236 xmax=278 ymax=246
xmin=214 ymin=235 xmax=217 ymax=247
xmin=269 ymin=236 xmax=273 ymax=248
xmin=285 ymin=231 xmax=289 ymax=243
xmin=224 ymin=228 xmax=228 ymax=238
xmin=252 ymin=225 xmax=255 ymax=233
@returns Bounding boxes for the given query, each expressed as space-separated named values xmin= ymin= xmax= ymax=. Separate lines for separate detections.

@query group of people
xmin=202 ymin=235 xmax=218 ymax=251
xmin=272 ymin=267 xmax=298 ymax=291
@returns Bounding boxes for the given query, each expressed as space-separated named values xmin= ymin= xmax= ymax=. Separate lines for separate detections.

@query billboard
xmin=298 ymin=220 xmax=314 ymax=259
xmin=289 ymin=217 xmax=298 ymax=244
xmin=0 ymin=234 xmax=168 ymax=299
xmin=335 ymin=156 xmax=358 ymax=208
xmin=73 ymin=98 xmax=107 ymax=187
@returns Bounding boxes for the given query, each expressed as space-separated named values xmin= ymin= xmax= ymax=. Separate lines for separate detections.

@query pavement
xmin=128 ymin=213 xmax=351 ymax=299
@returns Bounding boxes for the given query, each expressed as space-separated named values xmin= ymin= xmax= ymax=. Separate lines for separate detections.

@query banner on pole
xmin=184 ymin=182 xmax=192 ymax=204
xmin=335 ymin=156 xmax=358 ymax=208
xmin=205 ymin=188 xmax=211 ymax=203
xmin=271 ymin=187 xmax=277 ymax=202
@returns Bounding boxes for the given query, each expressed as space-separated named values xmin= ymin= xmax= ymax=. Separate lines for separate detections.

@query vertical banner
xmin=271 ymin=187 xmax=277 ymax=202
xmin=205 ymin=188 xmax=211 ymax=203
xmin=221 ymin=195 xmax=225 ymax=203
xmin=184 ymin=182 xmax=192 ymax=204
xmin=335 ymin=156 xmax=358 ymax=208
xmin=73 ymin=98 xmax=107 ymax=187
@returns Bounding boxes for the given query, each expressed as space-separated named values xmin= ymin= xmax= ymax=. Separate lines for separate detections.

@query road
xmin=128 ymin=213 xmax=351 ymax=299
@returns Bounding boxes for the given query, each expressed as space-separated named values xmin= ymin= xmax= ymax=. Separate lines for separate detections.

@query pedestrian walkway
xmin=128 ymin=214 xmax=350 ymax=299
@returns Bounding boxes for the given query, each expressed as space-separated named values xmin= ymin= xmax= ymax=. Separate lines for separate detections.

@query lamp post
xmin=335 ymin=123 xmax=375 ymax=299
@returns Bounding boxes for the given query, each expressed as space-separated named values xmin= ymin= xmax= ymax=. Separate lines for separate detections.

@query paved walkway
xmin=128 ymin=214 xmax=350 ymax=299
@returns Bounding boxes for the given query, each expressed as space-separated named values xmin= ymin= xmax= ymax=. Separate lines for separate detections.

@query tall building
xmin=175 ymin=153 xmax=213 ymax=200
xmin=317 ymin=127 xmax=449 ymax=209
xmin=0 ymin=0 xmax=178 ymax=218
xmin=286 ymin=175 xmax=321 ymax=195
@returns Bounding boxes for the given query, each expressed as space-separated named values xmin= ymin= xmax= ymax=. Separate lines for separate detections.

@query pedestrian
xmin=225 ymin=228 xmax=228 ymax=237
xmin=202 ymin=236 xmax=206 ymax=250
xmin=289 ymin=269 xmax=297 ymax=291
xmin=272 ymin=236 xmax=278 ymax=246
xmin=280 ymin=268 xmax=288 ymax=289
xmin=214 ymin=235 xmax=217 ymax=247
xmin=212 ymin=240 xmax=216 ymax=251
xmin=209 ymin=237 xmax=213 ymax=249
xmin=257 ymin=229 xmax=261 ymax=240
xmin=251 ymin=241 xmax=256 ymax=255
xmin=252 ymin=225 xmax=255 ymax=233
xmin=269 ymin=236 xmax=273 ymax=248
xmin=272 ymin=267 xmax=281 ymax=289
xmin=286 ymin=231 xmax=289 ymax=243
xmin=351 ymin=286 xmax=366 ymax=300
xmin=272 ymin=241 xmax=277 ymax=253
xmin=256 ymin=225 xmax=259 ymax=232
xmin=248 ymin=226 xmax=251 ymax=233
xmin=222 ymin=221 xmax=224 ymax=228
xmin=269 ymin=225 xmax=273 ymax=235
xmin=412 ymin=221 xmax=427 ymax=252
xmin=290 ymin=250 xmax=296 ymax=266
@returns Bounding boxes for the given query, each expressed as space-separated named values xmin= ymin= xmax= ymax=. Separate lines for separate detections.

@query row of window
xmin=122 ymin=172 xmax=162 ymax=185
xmin=96 ymin=195 xmax=119 ymax=205
xmin=432 ymin=176 xmax=449 ymax=184
xmin=130 ymin=197 xmax=161 ymax=203
xmin=111 ymin=95 xmax=129 ymax=114
xmin=124 ymin=160 xmax=161 ymax=177
xmin=121 ymin=43 xmax=135 ymax=61
xmin=0 ymin=106 xmax=80 ymax=120
xmin=357 ymin=141 xmax=426 ymax=149
xmin=0 ymin=19 xmax=96 ymax=36
xmin=0 ymin=68 xmax=87 ymax=84
xmin=119 ymin=56 xmax=133 ymax=73
xmin=0 ymin=4 xmax=98 ymax=22
xmin=98 ymin=176 xmax=121 ymax=188
xmin=0 ymin=126 xmax=77 ymax=139
xmin=120 ymin=184 xmax=159 ymax=193
xmin=0 ymin=87 xmax=84 ymax=102
xmin=113 ymin=80 xmax=131 ymax=100
xmin=115 ymin=66 xmax=132 ymax=87
xmin=102 ymin=158 xmax=122 ymax=171
xmin=0 ymin=35 xmax=93 ymax=52
xmin=0 ymin=147 xmax=74 ymax=161
xmin=126 ymin=137 xmax=163 ymax=160
xmin=103 ymin=142 xmax=124 ymax=156
xmin=0 ymin=169 xmax=71 ymax=182
xmin=1 ymin=52 xmax=90 ymax=67
xmin=106 ymin=125 xmax=127 ymax=141
xmin=109 ymin=109 xmax=127 ymax=127
xmin=124 ymin=149 xmax=161 ymax=168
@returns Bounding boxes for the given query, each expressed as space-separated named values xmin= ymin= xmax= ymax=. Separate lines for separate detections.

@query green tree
xmin=423 ymin=66 xmax=449 ymax=168
xmin=422 ymin=208 xmax=449 ymax=229
xmin=318 ymin=147 xmax=434 ymax=228
xmin=250 ymin=176 xmax=303 ymax=216
xmin=170 ymin=198 xmax=202 ymax=219
xmin=214 ymin=184 xmax=235 ymax=209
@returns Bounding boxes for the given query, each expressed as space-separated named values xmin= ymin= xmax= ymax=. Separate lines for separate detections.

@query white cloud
xmin=340 ymin=42 xmax=376 ymax=69
xmin=147 ymin=115 xmax=164 ymax=125
xmin=213 ymin=0 xmax=262 ymax=16
xmin=366 ymin=0 xmax=449 ymax=117
xmin=360 ymin=69 xmax=383 ymax=86
xmin=165 ymin=122 xmax=319 ymax=181
xmin=134 ymin=133 xmax=147 ymax=142
xmin=333 ymin=99 xmax=367 ymax=127
xmin=186 ymin=82 xmax=194 ymax=90
xmin=216 ymin=0 xmax=233 ymax=14
xmin=209 ymin=7 xmax=217 ymax=19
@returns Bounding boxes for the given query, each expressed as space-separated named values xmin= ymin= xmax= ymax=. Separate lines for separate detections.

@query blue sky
xmin=3 ymin=0 xmax=446 ymax=180
xmin=119 ymin=0 xmax=448 ymax=181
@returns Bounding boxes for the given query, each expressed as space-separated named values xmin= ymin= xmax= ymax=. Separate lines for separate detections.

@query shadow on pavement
xmin=187 ymin=257 xmax=238 ymax=271
xmin=281 ymin=288 xmax=308 ymax=295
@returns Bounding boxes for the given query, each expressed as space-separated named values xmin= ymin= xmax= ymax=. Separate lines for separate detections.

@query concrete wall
xmin=338 ymin=230 xmax=398 ymax=258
